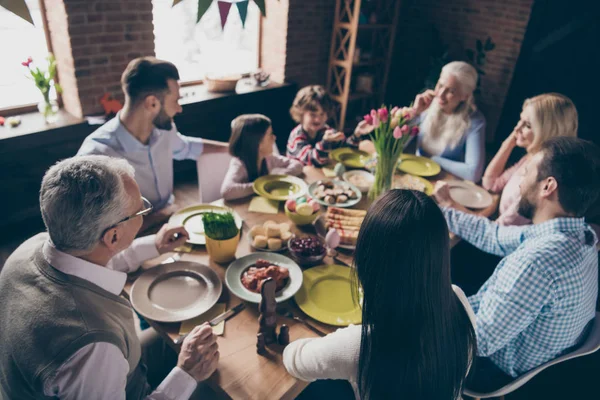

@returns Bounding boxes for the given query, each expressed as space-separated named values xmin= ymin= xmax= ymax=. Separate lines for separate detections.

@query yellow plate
xmin=253 ymin=175 xmax=308 ymax=201
xmin=397 ymin=154 xmax=441 ymax=177
xmin=393 ymin=173 xmax=434 ymax=195
xmin=295 ymin=264 xmax=362 ymax=326
xmin=169 ymin=204 xmax=243 ymax=245
xmin=330 ymin=148 xmax=370 ymax=169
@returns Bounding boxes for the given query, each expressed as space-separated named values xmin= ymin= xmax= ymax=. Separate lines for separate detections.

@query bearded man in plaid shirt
xmin=434 ymin=137 xmax=600 ymax=392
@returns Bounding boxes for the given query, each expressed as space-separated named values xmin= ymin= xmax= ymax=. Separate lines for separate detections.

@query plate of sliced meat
xmin=313 ymin=207 xmax=366 ymax=250
xmin=225 ymin=253 xmax=303 ymax=303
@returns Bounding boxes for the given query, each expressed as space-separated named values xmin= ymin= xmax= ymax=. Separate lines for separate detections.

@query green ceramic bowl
xmin=285 ymin=205 xmax=320 ymax=226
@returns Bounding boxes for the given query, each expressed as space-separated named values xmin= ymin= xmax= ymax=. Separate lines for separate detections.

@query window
xmin=152 ymin=0 xmax=260 ymax=83
xmin=0 ymin=0 xmax=53 ymax=110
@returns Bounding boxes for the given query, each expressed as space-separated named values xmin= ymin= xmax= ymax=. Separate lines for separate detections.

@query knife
xmin=174 ymin=303 xmax=246 ymax=345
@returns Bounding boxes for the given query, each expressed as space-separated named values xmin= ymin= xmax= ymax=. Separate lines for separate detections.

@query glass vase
xmin=368 ymin=150 xmax=401 ymax=200
xmin=38 ymin=96 xmax=59 ymax=124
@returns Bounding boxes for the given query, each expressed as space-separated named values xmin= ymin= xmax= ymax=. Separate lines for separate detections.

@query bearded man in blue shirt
xmin=78 ymin=57 xmax=227 ymax=227
xmin=434 ymin=137 xmax=600 ymax=392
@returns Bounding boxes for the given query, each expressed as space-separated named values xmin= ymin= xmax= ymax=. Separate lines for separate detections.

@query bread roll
xmin=279 ymin=223 xmax=291 ymax=233
xmin=253 ymin=235 xmax=268 ymax=249
xmin=250 ymin=225 xmax=265 ymax=239
xmin=267 ymin=238 xmax=282 ymax=250
xmin=265 ymin=225 xmax=281 ymax=238
xmin=281 ymin=231 xmax=292 ymax=241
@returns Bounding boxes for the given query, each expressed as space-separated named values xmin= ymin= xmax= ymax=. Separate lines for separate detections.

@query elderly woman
xmin=412 ymin=61 xmax=486 ymax=182
xmin=435 ymin=93 xmax=578 ymax=226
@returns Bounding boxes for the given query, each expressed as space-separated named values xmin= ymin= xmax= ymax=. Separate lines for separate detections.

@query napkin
xmin=248 ymin=196 xmax=279 ymax=214
xmin=179 ymin=303 xmax=226 ymax=336
xmin=322 ymin=167 xmax=337 ymax=178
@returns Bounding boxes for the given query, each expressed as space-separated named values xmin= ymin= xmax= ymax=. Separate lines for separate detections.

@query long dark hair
xmin=354 ymin=189 xmax=476 ymax=400
xmin=229 ymin=114 xmax=272 ymax=181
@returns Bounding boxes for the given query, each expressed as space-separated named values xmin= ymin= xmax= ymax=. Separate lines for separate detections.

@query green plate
xmin=330 ymin=148 xmax=370 ymax=169
xmin=169 ymin=204 xmax=243 ymax=245
xmin=397 ymin=154 xmax=441 ymax=177
xmin=253 ymin=175 xmax=308 ymax=201
xmin=295 ymin=264 xmax=362 ymax=326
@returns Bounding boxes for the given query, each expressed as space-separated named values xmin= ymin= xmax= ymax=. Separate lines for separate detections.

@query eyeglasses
xmin=101 ymin=197 xmax=153 ymax=237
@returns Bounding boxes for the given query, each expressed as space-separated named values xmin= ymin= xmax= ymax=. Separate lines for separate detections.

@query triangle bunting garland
xmin=217 ymin=1 xmax=232 ymax=29
xmin=236 ymin=1 xmax=249 ymax=27
xmin=196 ymin=0 xmax=212 ymax=23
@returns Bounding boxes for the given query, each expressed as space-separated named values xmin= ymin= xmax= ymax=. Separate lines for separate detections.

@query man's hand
xmin=413 ymin=89 xmax=435 ymax=116
xmin=177 ymin=324 xmax=219 ymax=382
xmin=155 ymin=224 xmax=189 ymax=254
xmin=432 ymin=181 xmax=456 ymax=208
xmin=353 ymin=120 xmax=374 ymax=137
xmin=323 ymin=129 xmax=345 ymax=143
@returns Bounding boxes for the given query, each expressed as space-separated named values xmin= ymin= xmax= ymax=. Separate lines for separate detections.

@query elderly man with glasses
xmin=0 ymin=155 xmax=219 ymax=400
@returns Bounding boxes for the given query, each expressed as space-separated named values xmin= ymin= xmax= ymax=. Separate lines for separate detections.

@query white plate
xmin=342 ymin=170 xmax=374 ymax=193
xmin=225 ymin=253 xmax=303 ymax=303
xmin=447 ymin=181 xmax=493 ymax=209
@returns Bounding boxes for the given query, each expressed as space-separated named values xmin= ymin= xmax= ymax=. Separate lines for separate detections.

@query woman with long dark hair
xmin=284 ymin=190 xmax=476 ymax=399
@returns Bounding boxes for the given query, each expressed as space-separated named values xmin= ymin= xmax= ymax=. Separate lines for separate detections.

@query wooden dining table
xmin=123 ymin=165 xmax=498 ymax=400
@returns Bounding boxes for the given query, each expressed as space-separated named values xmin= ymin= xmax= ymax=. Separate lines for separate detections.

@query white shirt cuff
xmin=108 ymin=235 xmax=159 ymax=273
xmin=155 ymin=367 xmax=197 ymax=400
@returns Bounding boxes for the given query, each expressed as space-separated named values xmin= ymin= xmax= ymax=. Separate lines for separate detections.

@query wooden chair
xmin=464 ymin=312 xmax=600 ymax=400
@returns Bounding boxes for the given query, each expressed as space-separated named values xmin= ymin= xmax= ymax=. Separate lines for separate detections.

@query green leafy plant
xmin=202 ymin=212 xmax=239 ymax=240
xmin=466 ymin=37 xmax=496 ymax=94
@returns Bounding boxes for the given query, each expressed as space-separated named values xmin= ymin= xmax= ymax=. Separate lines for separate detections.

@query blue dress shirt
xmin=416 ymin=109 xmax=486 ymax=182
xmin=77 ymin=113 xmax=204 ymax=210
xmin=444 ymin=208 xmax=598 ymax=377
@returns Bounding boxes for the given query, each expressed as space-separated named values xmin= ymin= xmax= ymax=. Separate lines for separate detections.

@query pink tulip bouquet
xmin=363 ymin=106 xmax=419 ymax=199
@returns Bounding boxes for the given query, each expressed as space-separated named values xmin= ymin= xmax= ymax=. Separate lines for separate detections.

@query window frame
xmin=0 ymin=0 xmax=61 ymax=116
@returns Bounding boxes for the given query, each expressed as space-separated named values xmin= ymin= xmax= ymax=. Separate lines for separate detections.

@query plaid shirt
xmin=443 ymin=208 xmax=598 ymax=377
xmin=286 ymin=124 xmax=361 ymax=167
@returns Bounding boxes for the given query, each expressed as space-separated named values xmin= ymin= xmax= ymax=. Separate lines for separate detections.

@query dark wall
xmin=0 ymin=83 xmax=296 ymax=242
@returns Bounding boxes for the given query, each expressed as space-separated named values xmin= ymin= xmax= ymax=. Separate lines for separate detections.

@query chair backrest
xmin=464 ymin=312 xmax=600 ymax=398
xmin=197 ymin=152 xmax=233 ymax=204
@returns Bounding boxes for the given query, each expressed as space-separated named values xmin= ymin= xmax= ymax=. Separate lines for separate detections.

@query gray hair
xmin=420 ymin=61 xmax=478 ymax=155
xmin=40 ymin=155 xmax=135 ymax=254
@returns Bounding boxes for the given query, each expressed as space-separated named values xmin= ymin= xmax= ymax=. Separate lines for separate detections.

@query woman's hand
xmin=413 ymin=89 xmax=435 ymax=116
xmin=353 ymin=120 xmax=374 ymax=137
xmin=432 ymin=181 xmax=457 ymax=209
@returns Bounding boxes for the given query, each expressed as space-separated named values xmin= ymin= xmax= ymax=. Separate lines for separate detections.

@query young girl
xmin=286 ymin=85 xmax=372 ymax=167
xmin=221 ymin=114 xmax=303 ymax=200
xmin=283 ymin=190 xmax=476 ymax=399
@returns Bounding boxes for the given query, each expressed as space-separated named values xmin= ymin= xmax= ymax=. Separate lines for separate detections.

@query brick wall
xmin=285 ymin=0 xmax=336 ymax=87
xmin=45 ymin=0 xmax=156 ymax=117
xmin=387 ymin=0 xmax=534 ymax=142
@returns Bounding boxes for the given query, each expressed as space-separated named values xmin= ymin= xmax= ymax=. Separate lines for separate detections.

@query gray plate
xmin=131 ymin=261 xmax=222 ymax=323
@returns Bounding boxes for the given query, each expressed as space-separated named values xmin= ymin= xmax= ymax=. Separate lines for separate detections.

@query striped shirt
xmin=286 ymin=124 xmax=362 ymax=167
xmin=443 ymin=208 xmax=598 ymax=377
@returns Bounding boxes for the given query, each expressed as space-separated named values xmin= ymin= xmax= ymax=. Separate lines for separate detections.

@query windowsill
xmin=0 ymin=81 xmax=291 ymax=143
xmin=179 ymin=79 xmax=288 ymax=106
xmin=0 ymin=109 xmax=85 ymax=142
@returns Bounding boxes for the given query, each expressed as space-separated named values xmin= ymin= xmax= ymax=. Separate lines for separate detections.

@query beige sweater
xmin=283 ymin=285 xmax=477 ymax=399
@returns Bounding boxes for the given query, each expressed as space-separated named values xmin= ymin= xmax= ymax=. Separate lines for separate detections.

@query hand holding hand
xmin=413 ymin=90 xmax=435 ymax=116
xmin=323 ymin=129 xmax=345 ymax=142
xmin=177 ymin=324 xmax=219 ymax=382
xmin=155 ymin=224 xmax=189 ymax=254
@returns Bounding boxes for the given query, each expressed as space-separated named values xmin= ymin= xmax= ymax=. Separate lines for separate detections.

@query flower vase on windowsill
xmin=22 ymin=54 xmax=62 ymax=124
xmin=364 ymin=106 xmax=420 ymax=200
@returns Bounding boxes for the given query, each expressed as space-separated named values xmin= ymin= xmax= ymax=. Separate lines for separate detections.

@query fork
xmin=277 ymin=309 xmax=327 ymax=337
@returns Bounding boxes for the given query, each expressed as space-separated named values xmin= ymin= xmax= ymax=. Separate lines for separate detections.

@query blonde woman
xmin=436 ymin=93 xmax=578 ymax=226
xmin=412 ymin=61 xmax=486 ymax=182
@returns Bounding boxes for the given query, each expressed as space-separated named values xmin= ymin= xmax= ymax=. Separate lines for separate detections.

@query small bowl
xmin=285 ymin=204 xmax=320 ymax=226
xmin=288 ymin=235 xmax=327 ymax=267
xmin=342 ymin=170 xmax=375 ymax=193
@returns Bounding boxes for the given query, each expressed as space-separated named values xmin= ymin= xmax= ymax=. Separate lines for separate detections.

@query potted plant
xmin=202 ymin=212 xmax=240 ymax=263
